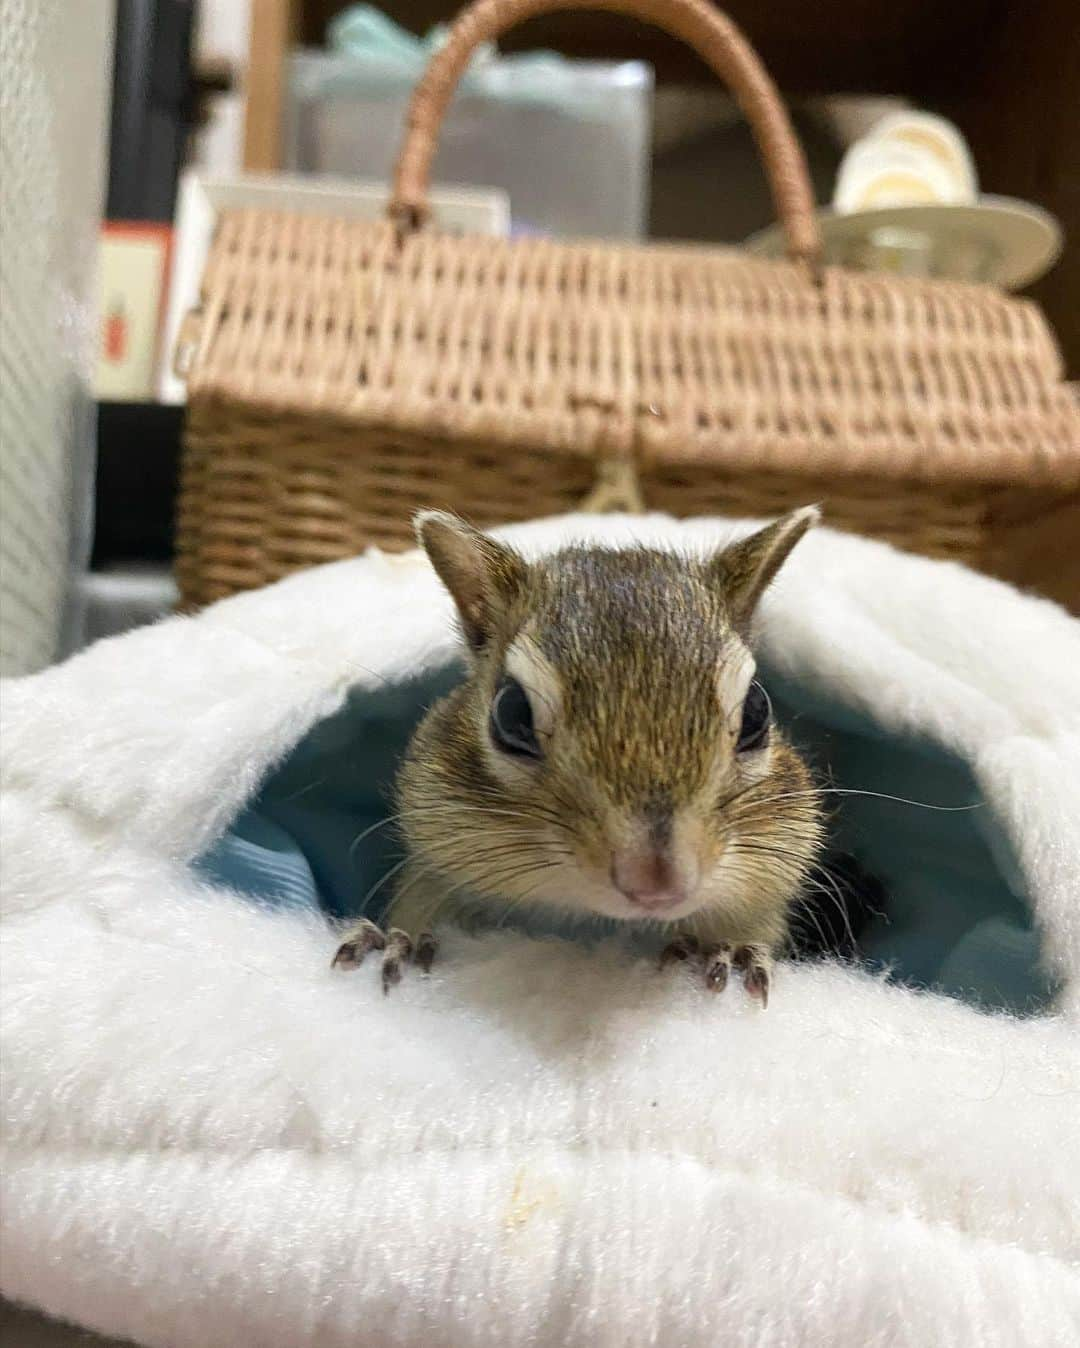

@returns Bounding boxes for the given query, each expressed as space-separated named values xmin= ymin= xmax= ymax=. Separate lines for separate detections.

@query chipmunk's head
xmin=400 ymin=510 xmax=823 ymax=940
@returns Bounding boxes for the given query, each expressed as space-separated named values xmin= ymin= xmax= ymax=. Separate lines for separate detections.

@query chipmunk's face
xmin=400 ymin=511 xmax=823 ymax=938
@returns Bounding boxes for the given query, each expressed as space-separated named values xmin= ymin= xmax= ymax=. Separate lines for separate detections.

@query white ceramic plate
xmin=744 ymin=196 xmax=1062 ymax=291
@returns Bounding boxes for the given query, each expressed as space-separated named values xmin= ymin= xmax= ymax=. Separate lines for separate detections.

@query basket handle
xmin=388 ymin=0 xmax=821 ymax=263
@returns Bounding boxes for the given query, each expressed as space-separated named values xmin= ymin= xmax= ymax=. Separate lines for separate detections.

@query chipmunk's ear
xmin=709 ymin=506 xmax=819 ymax=630
xmin=415 ymin=511 xmax=527 ymax=650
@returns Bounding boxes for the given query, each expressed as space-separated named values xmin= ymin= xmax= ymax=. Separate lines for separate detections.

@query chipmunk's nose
xmin=610 ymin=846 xmax=698 ymax=911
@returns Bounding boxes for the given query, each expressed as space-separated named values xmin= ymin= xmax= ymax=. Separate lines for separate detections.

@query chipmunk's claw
xmin=733 ymin=943 xmax=772 ymax=1007
xmin=332 ymin=920 xmax=436 ymax=990
xmin=702 ymin=942 xmax=733 ymax=992
xmin=414 ymin=930 xmax=438 ymax=974
xmin=659 ymin=938 xmax=772 ymax=1006
xmin=744 ymin=962 xmax=770 ymax=1007
xmin=331 ymin=918 xmax=385 ymax=969
xmin=380 ymin=928 xmax=412 ymax=993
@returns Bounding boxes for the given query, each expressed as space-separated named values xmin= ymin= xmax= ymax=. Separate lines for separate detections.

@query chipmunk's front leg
xmin=659 ymin=930 xmax=775 ymax=1007
xmin=331 ymin=863 xmax=442 ymax=992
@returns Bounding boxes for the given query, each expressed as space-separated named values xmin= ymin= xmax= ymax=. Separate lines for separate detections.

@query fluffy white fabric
xmin=2 ymin=513 xmax=1079 ymax=1348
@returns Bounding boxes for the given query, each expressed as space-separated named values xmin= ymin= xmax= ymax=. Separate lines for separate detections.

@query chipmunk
xmin=333 ymin=507 xmax=824 ymax=1006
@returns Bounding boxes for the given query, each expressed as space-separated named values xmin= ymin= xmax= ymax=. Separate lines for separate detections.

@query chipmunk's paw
xmin=332 ymin=919 xmax=436 ymax=992
xmin=659 ymin=937 xmax=772 ymax=1007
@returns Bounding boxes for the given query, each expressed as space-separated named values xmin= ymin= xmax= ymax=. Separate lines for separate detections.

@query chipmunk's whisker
xmin=408 ymin=854 xmax=561 ymax=930
xmin=350 ymin=802 xmax=575 ymax=871
xmin=728 ymin=842 xmax=810 ymax=877
xmin=359 ymin=855 xmax=413 ymax=913
xmin=494 ymin=868 xmax=564 ymax=929
xmin=786 ymin=892 xmax=833 ymax=955
xmin=460 ymin=794 xmax=577 ymax=835
xmin=754 ymin=786 xmax=980 ymax=813
xmin=723 ymin=777 xmax=981 ymax=819
xmin=708 ymin=857 xmax=819 ymax=949
xmin=347 ymin=812 xmax=407 ymax=860
xmin=402 ymin=797 xmax=572 ymax=834
xmin=444 ymin=852 xmax=574 ymax=894
xmin=729 ymin=840 xmax=859 ymax=953
xmin=803 ymin=864 xmax=859 ymax=954
xmin=278 ymin=774 xmax=331 ymax=804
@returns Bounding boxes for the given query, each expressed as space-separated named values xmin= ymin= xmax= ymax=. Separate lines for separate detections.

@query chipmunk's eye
xmin=736 ymin=681 xmax=772 ymax=753
xmin=490 ymin=676 xmax=541 ymax=759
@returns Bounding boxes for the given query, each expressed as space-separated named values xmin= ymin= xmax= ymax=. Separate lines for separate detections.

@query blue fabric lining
xmin=194 ymin=662 xmax=1055 ymax=1015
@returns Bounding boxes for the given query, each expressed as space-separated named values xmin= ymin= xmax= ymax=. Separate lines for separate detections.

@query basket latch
xmin=580 ymin=453 xmax=646 ymax=514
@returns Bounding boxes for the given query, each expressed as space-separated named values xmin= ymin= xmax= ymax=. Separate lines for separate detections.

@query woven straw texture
xmin=178 ymin=0 xmax=1080 ymax=610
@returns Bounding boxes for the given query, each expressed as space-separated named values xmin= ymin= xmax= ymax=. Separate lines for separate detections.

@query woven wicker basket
xmin=177 ymin=0 xmax=1080 ymax=611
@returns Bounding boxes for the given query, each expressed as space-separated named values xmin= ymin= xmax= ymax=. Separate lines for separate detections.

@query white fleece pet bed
xmin=2 ymin=513 xmax=1079 ymax=1348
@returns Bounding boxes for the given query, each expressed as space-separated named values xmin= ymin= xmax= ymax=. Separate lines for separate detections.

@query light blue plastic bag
xmin=286 ymin=6 xmax=653 ymax=238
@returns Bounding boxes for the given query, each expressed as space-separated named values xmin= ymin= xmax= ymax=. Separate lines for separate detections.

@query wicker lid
xmin=186 ymin=210 xmax=1080 ymax=488
xmin=186 ymin=0 xmax=1079 ymax=490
